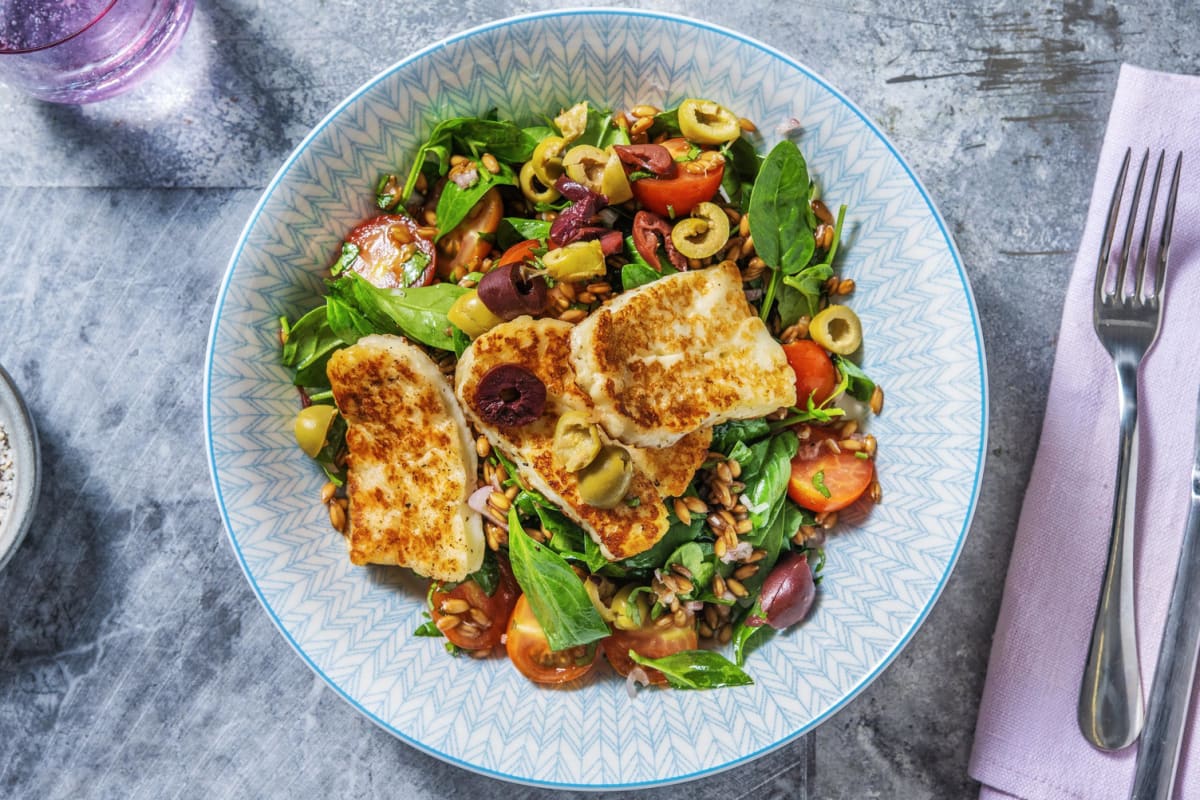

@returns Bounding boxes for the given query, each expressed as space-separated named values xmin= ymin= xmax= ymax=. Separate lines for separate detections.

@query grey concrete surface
xmin=0 ymin=1 xmax=1196 ymax=798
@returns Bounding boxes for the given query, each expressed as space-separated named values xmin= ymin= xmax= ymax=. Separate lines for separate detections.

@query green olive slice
xmin=809 ymin=304 xmax=863 ymax=355
xmin=541 ymin=240 xmax=607 ymax=281
xmin=670 ymin=201 xmax=730 ymax=259
xmin=531 ymin=135 xmax=567 ymax=186
xmin=519 ymin=161 xmax=561 ymax=205
xmin=599 ymin=147 xmax=633 ymax=204
xmin=576 ymin=444 xmax=633 ymax=509
xmin=677 ymin=98 xmax=741 ymax=145
xmin=294 ymin=404 xmax=338 ymax=458
xmin=447 ymin=289 xmax=505 ymax=339
xmin=563 ymin=144 xmax=608 ymax=194
xmin=553 ymin=411 xmax=602 ymax=471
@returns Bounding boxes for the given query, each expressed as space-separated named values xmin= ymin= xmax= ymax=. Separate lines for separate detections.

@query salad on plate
xmin=280 ymin=98 xmax=883 ymax=691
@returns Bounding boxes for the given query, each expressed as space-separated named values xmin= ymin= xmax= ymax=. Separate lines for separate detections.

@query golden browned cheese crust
xmin=570 ymin=262 xmax=797 ymax=448
xmin=327 ymin=334 xmax=483 ymax=582
xmin=456 ymin=318 xmax=707 ymax=560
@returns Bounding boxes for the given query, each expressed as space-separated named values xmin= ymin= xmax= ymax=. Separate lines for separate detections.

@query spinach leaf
xmin=780 ymin=262 xmax=834 ymax=321
xmin=535 ymin=504 xmax=588 ymax=556
xmin=664 ymin=542 xmax=715 ymax=599
xmin=325 ymin=294 xmax=378 ymax=345
xmin=628 ymin=649 xmax=754 ymax=690
xmin=648 ymin=106 xmax=681 ymax=139
xmin=616 ymin=514 xmax=704 ymax=572
xmin=576 ymin=106 xmax=630 ymax=149
xmin=434 ymin=159 xmax=516 ymax=240
xmin=743 ymin=430 xmax=799 ymax=530
xmin=621 ymin=261 xmax=664 ymax=292
xmin=583 ymin=532 xmax=616 ymax=575
xmin=744 ymin=499 xmax=805 ymax=596
xmin=523 ymin=124 xmax=556 ymax=143
xmin=497 ymin=217 xmax=552 ymax=249
xmin=282 ymin=305 xmax=344 ymax=387
xmin=710 ymin=419 xmax=772 ymax=454
xmin=329 ymin=273 xmax=467 ymax=351
xmin=506 ymin=508 xmax=610 ymax=651
xmin=451 ymin=325 xmax=471 ymax=359
xmin=749 ymin=140 xmax=816 ymax=276
xmin=720 ymin=135 xmax=763 ymax=210
xmin=467 ymin=548 xmax=499 ymax=595
xmin=731 ymin=600 xmax=770 ymax=666
xmin=833 ymin=354 xmax=876 ymax=402
xmin=401 ymin=117 xmax=538 ymax=200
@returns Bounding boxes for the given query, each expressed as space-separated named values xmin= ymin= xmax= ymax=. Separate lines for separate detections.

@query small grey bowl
xmin=0 ymin=362 xmax=39 ymax=573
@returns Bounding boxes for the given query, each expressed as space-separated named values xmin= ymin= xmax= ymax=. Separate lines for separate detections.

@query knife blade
xmin=1130 ymin=385 xmax=1200 ymax=800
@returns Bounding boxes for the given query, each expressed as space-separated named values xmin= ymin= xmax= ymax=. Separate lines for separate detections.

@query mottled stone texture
xmin=0 ymin=1 xmax=1196 ymax=798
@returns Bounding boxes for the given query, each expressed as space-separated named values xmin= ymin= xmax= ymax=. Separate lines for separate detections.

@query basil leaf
xmin=583 ymin=532 xmax=615 ymax=575
xmin=535 ymin=504 xmax=588 ymax=556
xmin=648 ymin=106 xmax=681 ymax=138
xmin=749 ymin=140 xmax=816 ymax=276
xmin=744 ymin=499 xmax=805 ymax=599
xmin=330 ymin=242 xmax=360 ymax=276
xmin=506 ymin=508 xmax=610 ymax=651
xmin=451 ymin=325 xmax=471 ymax=359
xmin=812 ymin=470 xmax=832 ymax=499
xmin=628 ymin=649 xmax=754 ymax=690
xmin=497 ymin=217 xmax=552 ymax=249
xmin=329 ymin=273 xmax=467 ymax=351
xmin=576 ymin=106 xmax=630 ymax=149
xmin=743 ymin=430 xmax=799 ymax=531
xmin=834 ymin=354 xmax=876 ymax=402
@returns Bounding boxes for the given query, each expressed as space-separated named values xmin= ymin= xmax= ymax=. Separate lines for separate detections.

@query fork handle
xmin=1079 ymin=357 xmax=1145 ymax=750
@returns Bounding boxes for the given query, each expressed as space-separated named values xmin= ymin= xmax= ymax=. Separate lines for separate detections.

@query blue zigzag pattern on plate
xmin=205 ymin=10 xmax=987 ymax=789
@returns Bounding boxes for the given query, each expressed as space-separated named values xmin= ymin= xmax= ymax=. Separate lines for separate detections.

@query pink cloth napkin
xmin=970 ymin=64 xmax=1200 ymax=800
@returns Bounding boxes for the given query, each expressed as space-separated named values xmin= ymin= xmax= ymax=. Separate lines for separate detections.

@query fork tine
xmin=1113 ymin=150 xmax=1149 ymax=300
xmin=1134 ymin=152 xmax=1165 ymax=300
xmin=1096 ymin=148 xmax=1132 ymax=304
xmin=1153 ymin=153 xmax=1184 ymax=298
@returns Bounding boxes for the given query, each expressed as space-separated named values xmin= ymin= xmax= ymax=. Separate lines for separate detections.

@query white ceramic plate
xmin=205 ymin=10 xmax=987 ymax=789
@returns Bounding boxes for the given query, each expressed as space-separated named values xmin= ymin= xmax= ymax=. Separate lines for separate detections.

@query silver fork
xmin=1078 ymin=147 xmax=1183 ymax=751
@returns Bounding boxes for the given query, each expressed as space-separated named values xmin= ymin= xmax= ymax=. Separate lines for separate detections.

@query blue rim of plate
xmin=204 ymin=7 xmax=988 ymax=789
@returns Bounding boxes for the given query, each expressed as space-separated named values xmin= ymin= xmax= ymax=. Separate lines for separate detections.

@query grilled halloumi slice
xmin=327 ymin=334 xmax=483 ymax=582
xmin=455 ymin=318 xmax=708 ymax=561
xmin=570 ymin=262 xmax=797 ymax=448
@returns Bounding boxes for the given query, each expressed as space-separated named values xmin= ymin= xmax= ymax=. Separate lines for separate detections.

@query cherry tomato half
xmin=343 ymin=214 xmax=436 ymax=288
xmin=783 ymin=340 xmax=837 ymax=407
xmin=437 ymin=186 xmax=503 ymax=278
xmin=600 ymin=615 xmax=698 ymax=686
xmin=629 ymin=138 xmax=724 ymax=219
xmin=787 ymin=429 xmax=875 ymax=513
xmin=430 ymin=556 xmax=520 ymax=651
xmin=495 ymin=238 xmax=543 ymax=267
xmin=506 ymin=594 xmax=599 ymax=684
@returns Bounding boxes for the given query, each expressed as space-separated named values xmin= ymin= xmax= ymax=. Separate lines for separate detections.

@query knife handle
xmin=1130 ymin=487 xmax=1200 ymax=799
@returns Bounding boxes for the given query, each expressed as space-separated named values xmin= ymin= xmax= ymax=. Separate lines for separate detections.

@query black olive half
xmin=475 ymin=364 xmax=547 ymax=427
xmin=477 ymin=263 xmax=548 ymax=320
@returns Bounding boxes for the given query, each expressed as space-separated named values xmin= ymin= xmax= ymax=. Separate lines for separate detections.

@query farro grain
xmin=733 ymin=564 xmax=759 ymax=581
xmin=416 ymin=225 xmax=438 ymax=239
xmin=739 ymin=236 xmax=756 ymax=258
xmin=747 ymin=548 xmax=767 ymax=564
xmin=837 ymin=278 xmax=856 ymax=295
xmin=673 ymin=498 xmax=692 ymax=525
xmin=870 ymin=385 xmax=885 ymax=414
xmin=821 ymin=511 xmax=839 ymax=530
xmin=436 ymin=615 xmax=461 ymax=632
xmin=869 ymin=480 xmax=883 ymax=503
xmin=655 ymin=614 xmax=674 ymax=628
xmin=630 ymin=116 xmax=654 ymax=136
xmin=559 ymin=308 xmax=588 ymax=324
xmin=631 ymin=104 xmax=659 ymax=118
xmin=488 ymin=491 xmax=510 ymax=513
xmin=735 ymin=518 xmax=753 ymax=535
xmin=699 ymin=622 xmax=715 ymax=639
xmin=712 ymin=573 xmax=727 ymax=598
xmin=738 ymin=213 xmax=750 ymax=238
xmin=320 ymin=481 xmax=337 ymax=505
xmin=329 ymin=501 xmax=346 ymax=532
xmin=481 ymin=153 xmax=500 ymax=174
xmin=717 ymin=624 xmax=733 ymax=645
xmin=864 ymin=434 xmax=877 ymax=457
xmin=726 ymin=578 xmax=749 ymax=598
xmin=683 ymin=496 xmax=708 ymax=515
xmin=440 ymin=598 xmax=470 ymax=615
xmin=476 ymin=435 xmax=491 ymax=459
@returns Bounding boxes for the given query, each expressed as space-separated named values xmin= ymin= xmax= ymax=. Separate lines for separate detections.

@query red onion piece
xmin=757 ymin=552 xmax=816 ymax=630
xmin=626 ymin=666 xmax=651 ymax=698
xmin=467 ymin=485 xmax=506 ymax=527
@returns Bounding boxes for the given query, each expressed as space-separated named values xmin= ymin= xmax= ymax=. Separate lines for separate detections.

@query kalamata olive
xmin=550 ymin=176 xmax=608 ymax=246
xmin=613 ymin=143 xmax=676 ymax=177
xmin=475 ymin=364 xmax=547 ymax=427
xmin=575 ymin=227 xmax=625 ymax=256
xmin=750 ymin=551 xmax=816 ymax=630
xmin=632 ymin=210 xmax=688 ymax=272
xmin=477 ymin=263 xmax=548 ymax=320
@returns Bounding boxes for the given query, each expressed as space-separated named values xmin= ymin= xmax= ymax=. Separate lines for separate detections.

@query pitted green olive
xmin=541 ymin=240 xmax=607 ymax=281
xmin=554 ymin=101 xmax=589 ymax=143
xmin=294 ymin=403 xmax=338 ymax=458
xmin=553 ymin=411 xmax=602 ymax=471
xmin=531 ymin=135 xmax=566 ymax=186
xmin=677 ymin=98 xmax=741 ymax=145
xmin=609 ymin=584 xmax=651 ymax=631
xmin=809 ymin=304 xmax=863 ymax=355
xmin=670 ymin=201 xmax=730 ymax=259
xmin=519 ymin=161 xmax=561 ymax=205
xmin=447 ymin=289 xmax=505 ymax=339
xmin=563 ymin=144 xmax=606 ymax=191
xmin=576 ymin=444 xmax=633 ymax=509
